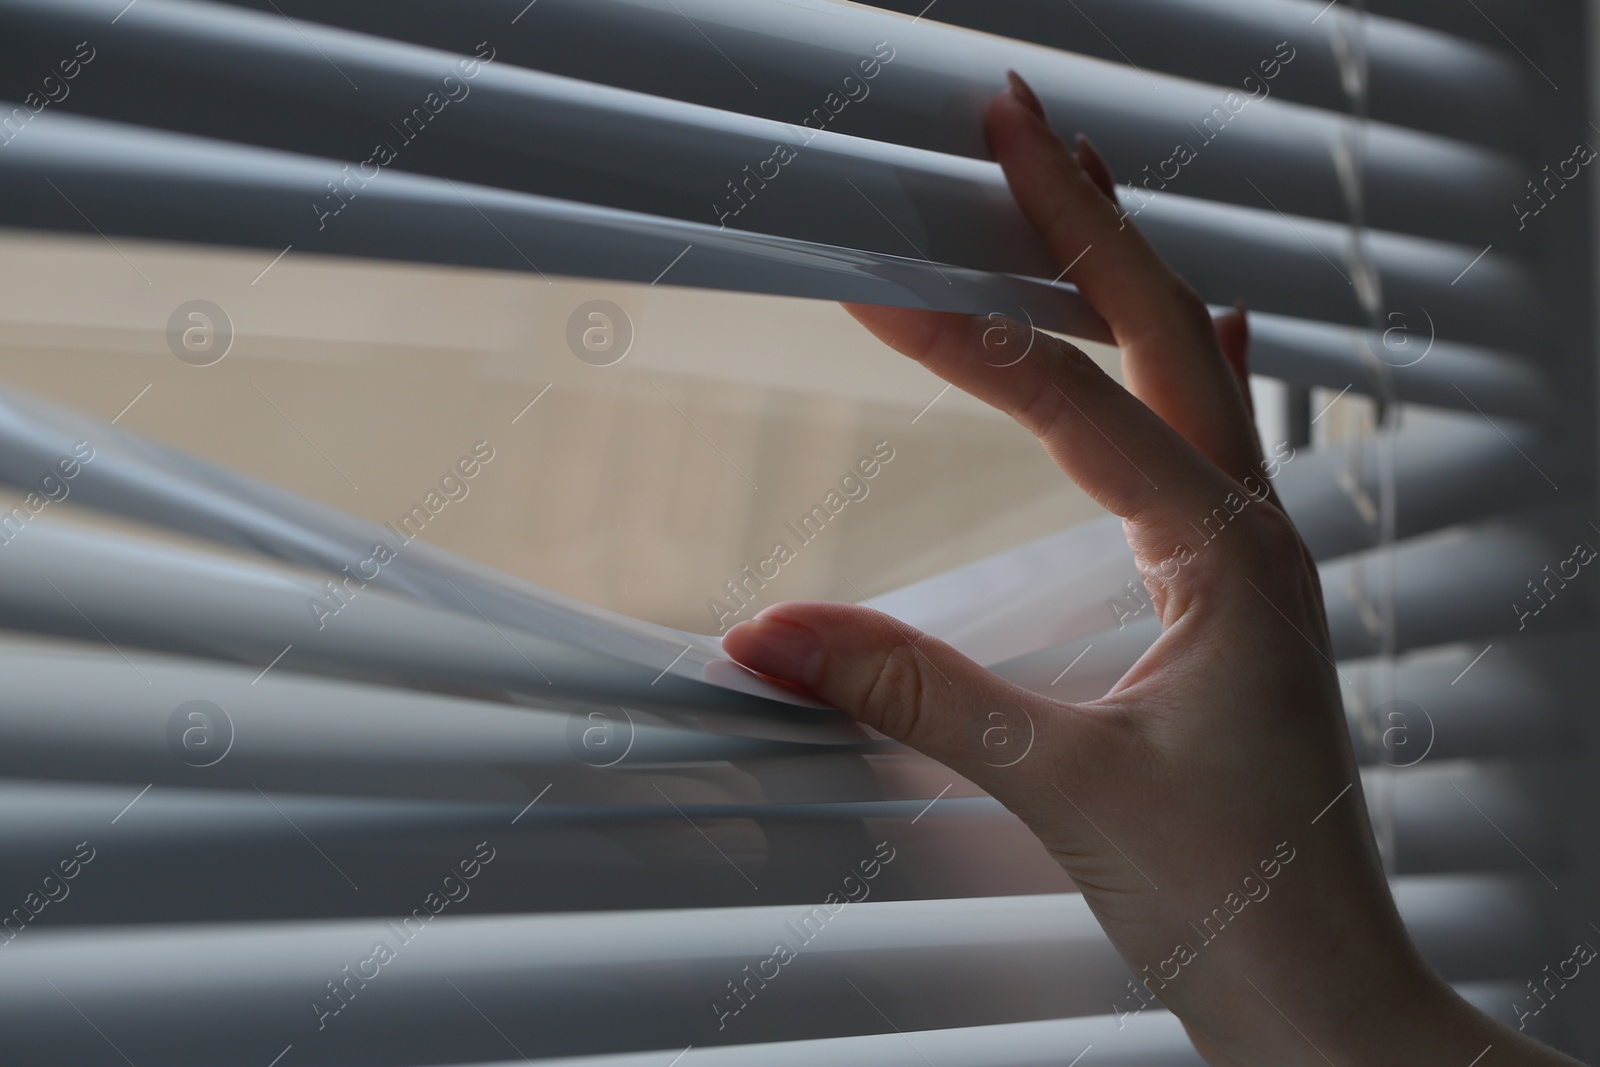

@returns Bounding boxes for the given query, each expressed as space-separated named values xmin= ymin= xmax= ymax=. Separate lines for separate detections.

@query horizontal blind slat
xmin=1381 ymin=762 xmax=1565 ymax=875
xmin=0 ymin=771 xmax=1543 ymax=905
xmin=1247 ymin=314 xmax=1552 ymax=420
xmin=0 ymin=882 xmax=1550 ymax=1064
xmin=1321 ymin=503 xmax=1597 ymax=658
xmin=420 ymin=1013 xmax=1213 ymax=1067
xmin=0 ymin=516 xmax=860 ymax=742
xmin=0 ymin=641 xmax=841 ymax=799
xmin=1343 ymin=630 xmax=1587 ymax=764
xmin=187 ymin=0 xmax=1524 ymax=245
xmin=1276 ymin=409 xmax=1570 ymax=560
xmin=0 ymin=118 xmax=1536 ymax=377
xmin=1365 ymin=0 xmax=1551 ymax=52
xmin=858 ymin=0 xmax=1533 ymax=150
xmin=0 ymin=0 xmax=1537 ymax=348
xmin=398 ymin=983 xmax=1546 ymax=1067
xmin=0 ymin=108 xmax=1111 ymax=343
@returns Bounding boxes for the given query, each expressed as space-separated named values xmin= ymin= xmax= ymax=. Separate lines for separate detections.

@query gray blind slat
xmin=859 ymin=0 xmax=1532 ymax=150
xmin=0 ymin=0 xmax=1582 ymax=1057
xmin=428 ymin=1013 xmax=1210 ymax=1067
xmin=1321 ymin=503 xmax=1596 ymax=659
xmin=1343 ymin=630 xmax=1588 ymax=764
xmin=995 ymin=624 xmax=1585 ymax=766
xmin=1381 ymin=762 xmax=1564 ymax=875
xmin=1247 ymin=313 xmax=1552 ymax=420
xmin=0 ymin=108 xmax=1109 ymax=347
xmin=1365 ymin=0 xmax=1554 ymax=52
xmin=0 ymin=515 xmax=860 ymax=743
xmin=0 ymin=640 xmax=831 ymax=798
xmin=0 ymin=0 xmax=1536 ymax=348
xmin=0 ymin=769 xmax=1539 ymax=902
xmin=1397 ymin=874 xmax=1557 ymax=981
xmin=0 ymin=881 xmax=1548 ymax=1065
xmin=1277 ymin=408 xmax=1568 ymax=560
xmin=193 ymin=0 xmax=1523 ymax=246
xmin=403 ymin=983 xmax=1549 ymax=1067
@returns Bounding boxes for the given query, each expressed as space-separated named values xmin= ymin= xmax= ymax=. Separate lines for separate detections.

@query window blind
xmin=0 ymin=0 xmax=1593 ymax=1063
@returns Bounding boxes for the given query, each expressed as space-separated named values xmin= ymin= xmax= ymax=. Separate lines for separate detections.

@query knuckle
xmin=1010 ymin=343 xmax=1102 ymax=439
xmin=1010 ymin=377 xmax=1066 ymax=439
xmin=1037 ymin=191 xmax=1077 ymax=245
xmin=1237 ymin=501 xmax=1305 ymax=561
xmin=858 ymin=642 xmax=929 ymax=743
xmin=1169 ymin=278 xmax=1213 ymax=331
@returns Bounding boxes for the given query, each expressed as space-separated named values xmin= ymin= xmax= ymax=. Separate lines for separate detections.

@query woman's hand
xmin=722 ymin=73 xmax=1581 ymax=1067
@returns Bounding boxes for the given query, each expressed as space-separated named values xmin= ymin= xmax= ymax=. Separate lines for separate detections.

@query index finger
xmin=990 ymin=76 xmax=1262 ymax=483
xmin=843 ymin=301 xmax=1238 ymax=543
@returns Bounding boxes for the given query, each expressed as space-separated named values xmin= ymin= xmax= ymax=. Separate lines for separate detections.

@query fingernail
xmin=723 ymin=616 xmax=824 ymax=688
xmin=1075 ymin=133 xmax=1117 ymax=201
xmin=1005 ymin=70 xmax=1047 ymax=121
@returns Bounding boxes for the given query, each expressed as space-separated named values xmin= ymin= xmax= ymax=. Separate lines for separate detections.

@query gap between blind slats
xmin=0 ymin=108 xmax=1108 ymax=352
xmin=0 ymin=400 xmax=1566 ymax=716
xmin=0 ymin=400 xmax=1560 ymax=710
xmin=0 ymin=385 xmax=821 ymax=709
xmin=0 ymin=112 xmax=1548 ymax=414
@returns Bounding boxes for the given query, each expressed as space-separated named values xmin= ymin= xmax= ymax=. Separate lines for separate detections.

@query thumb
xmin=722 ymin=601 xmax=1045 ymax=778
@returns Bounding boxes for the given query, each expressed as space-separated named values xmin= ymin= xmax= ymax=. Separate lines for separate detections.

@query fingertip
xmin=839 ymin=301 xmax=877 ymax=325
xmin=1211 ymin=303 xmax=1253 ymax=413
xmin=1212 ymin=304 xmax=1248 ymax=354
xmin=1075 ymin=133 xmax=1117 ymax=203
xmin=987 ymin=71 xmax=1065 ymax=162
xmin=722 ymin=612 xmax=825 ymax=690
xmin=841 ymin=302 xmax=973 ymax=365
xmin=1005 ymin=69 xmax=1047 ymax=121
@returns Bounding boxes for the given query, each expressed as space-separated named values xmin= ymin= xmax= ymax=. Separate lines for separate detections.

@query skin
xmin=721 ymin=73 xmax=1585 ymax=1067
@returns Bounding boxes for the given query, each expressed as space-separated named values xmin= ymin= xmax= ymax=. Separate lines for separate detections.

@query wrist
xmin=1203 ymin=962 xmax=1575 ymax=1067
xmin=1316 ymin=970 xmax=1488 ymax=1067
xmin=1184 ymin=936 xmax=1470 ymax=1067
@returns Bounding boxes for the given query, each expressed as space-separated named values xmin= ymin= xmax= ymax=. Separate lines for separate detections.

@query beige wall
xmin=0 ymin=229 xmax=1114 ymax=634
